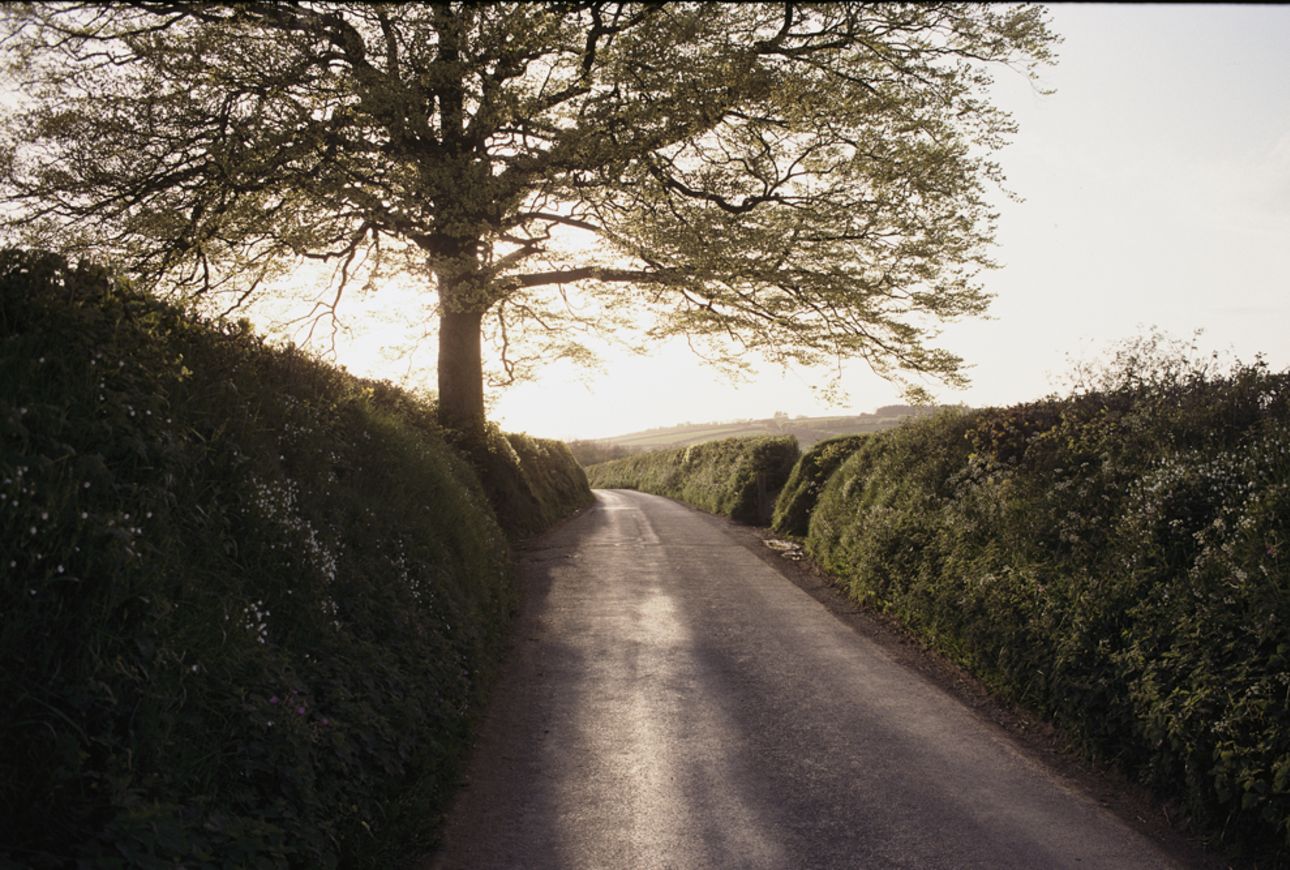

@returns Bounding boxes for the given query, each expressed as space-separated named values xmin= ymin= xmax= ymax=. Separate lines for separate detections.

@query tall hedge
xmin=808 ymin=366 xmax=1290 ymax=857
xmin=0 ymin=250 xmax=535 ymax=867
xmin=456 ymin=427 xmax=593 ymax=539
xmin=587 ymin=435 xmax=799 ymax=524
xmin=771 ymin=434 xmax=868 ymax=537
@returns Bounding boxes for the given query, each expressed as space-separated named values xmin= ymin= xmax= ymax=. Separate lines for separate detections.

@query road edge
xmin=709 ymin=514 xmax=1233 ymax=870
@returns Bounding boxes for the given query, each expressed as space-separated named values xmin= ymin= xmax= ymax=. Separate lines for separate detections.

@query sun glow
xmin=230 ymin=5 xmax=1290 ymax=443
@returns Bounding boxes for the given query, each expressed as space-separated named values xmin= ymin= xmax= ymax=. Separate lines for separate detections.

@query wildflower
xmin=269 ymin=695 xmax=280 ymax=705
xmin=296 ymin=705 xmax=306 ymax=716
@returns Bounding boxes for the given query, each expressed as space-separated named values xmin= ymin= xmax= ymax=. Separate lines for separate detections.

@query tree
xmin=0 ymin=2 xmax=1056 ymax=435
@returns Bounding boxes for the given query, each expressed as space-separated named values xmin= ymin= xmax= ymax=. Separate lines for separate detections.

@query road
xmin=430 ymin=489 xmax=1184 ymax=869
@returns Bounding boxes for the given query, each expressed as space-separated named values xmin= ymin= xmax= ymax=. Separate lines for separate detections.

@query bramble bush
xmin=807 ymin=337 xmax=1290 ymax=858
xmin=586 ymin=435 xmax=799 ymax=524
xmin=0 ymin=250 xmax=586 ymax=867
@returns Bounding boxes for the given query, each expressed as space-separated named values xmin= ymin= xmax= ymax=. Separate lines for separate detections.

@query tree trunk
xmin=437 ymin=309 xmax=485 ymax=436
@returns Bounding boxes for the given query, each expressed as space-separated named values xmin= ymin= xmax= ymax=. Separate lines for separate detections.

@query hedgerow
xmin=586 ymin=435 xmax=799 ymax=524
xmin=807 ymin=343 xmax=1290 ymax=857
xmin=452 ymin=426 xmax=592 ymax=540
xmin=771 ymin=434 xmax=868 ymax=537
xmin=0 ymin=250 xmax=583 ymax=867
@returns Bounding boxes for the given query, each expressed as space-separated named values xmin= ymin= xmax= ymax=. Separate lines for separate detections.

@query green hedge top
xmin=807 ymin=370 xmax=1290 ymax=859
xmin=1 ymin=250 xmax=513 ymax=867
xmin=771 ymin=433 xmax=869 ymax=537
xmin=587 ymin=434 xmax=799 ymax=524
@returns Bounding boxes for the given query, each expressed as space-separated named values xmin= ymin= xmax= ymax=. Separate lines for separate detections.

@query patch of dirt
xmin=730 ymin=521 xmax=1234 ymax=870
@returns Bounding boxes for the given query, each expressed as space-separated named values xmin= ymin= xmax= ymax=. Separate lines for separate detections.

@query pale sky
xmin=478 ymin=4 xmax=1290 ymax=439
xmin=21 ymin=5 xmax=1290 ymax=442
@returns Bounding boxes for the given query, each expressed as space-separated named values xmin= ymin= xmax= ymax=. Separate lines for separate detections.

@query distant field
xmin=601 ymin=406 xmax=948 ymax=451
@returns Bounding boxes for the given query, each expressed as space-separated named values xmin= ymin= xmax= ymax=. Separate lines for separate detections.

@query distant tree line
xmin=567 ymin=440 xmax=640 ymax=467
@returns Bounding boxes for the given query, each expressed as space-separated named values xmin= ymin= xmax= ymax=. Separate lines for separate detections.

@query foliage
xmin=566 ymin=439 xmax=638 ymax=468
xmin=450 ymin=425 xmax=592 ymax=540
xmin=587 ymin=435 xmax=799 ymax=525
xmin=806 ymin=349 xmax=1290 ymax=858
xmin=505 ymin=433 xmax=595 ymax=534
xmin=0 ymin=3 xmax=1058 ymax=429
xmin=771 ymin=434 xmax=868 ymax=537
xmin=0 ymin=249 xmax=538 ymax=867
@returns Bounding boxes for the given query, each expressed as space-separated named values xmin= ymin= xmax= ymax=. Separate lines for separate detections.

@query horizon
xmin=559 ymin=402 xmax=952 ymax=444
xmin=12 ymin=5 xmax=1284 ymax=443
xmin=270 ymin=4 xmax=1289 ymax=442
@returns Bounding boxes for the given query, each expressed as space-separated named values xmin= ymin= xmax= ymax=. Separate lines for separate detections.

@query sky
xmin=19 ymin=4 xmax=1286 ymax=442
xmin=321 ymin=3 xmax=1290 ymax=441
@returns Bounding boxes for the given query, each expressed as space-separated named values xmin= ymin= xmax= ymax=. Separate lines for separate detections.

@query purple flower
xmin=269 ymin=695 xmax=279 ymax=705
xmin=296 ymin=705 xmax=306 ymax=715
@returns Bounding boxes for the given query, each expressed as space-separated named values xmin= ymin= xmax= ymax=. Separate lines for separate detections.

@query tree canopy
xmin=1 ymin=2 xmax=1057 ymax=433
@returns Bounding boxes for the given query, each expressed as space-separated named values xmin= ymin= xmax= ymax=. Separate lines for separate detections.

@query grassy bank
xmin=807 ymin=358 xmax=1290 ymax=857
xmin=586 ymin=435 xmax=799 ymax=524
xmin=0 ymin=250 xmax=586 ymax=867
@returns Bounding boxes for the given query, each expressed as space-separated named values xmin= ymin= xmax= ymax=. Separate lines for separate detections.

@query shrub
xmin=771 ymin=434 xmax=868 ymax=537
xmin=457 ymin=427 xmax=592 ymax=539
xmin=587 ymin=435 xmax=799 ymax=524
xmin=0 ymin=250 xmax=515 ymax=867
xmin=806 ymin=349 xmax=1290 ymax=858
xmin=504 ymin=432 xmax=595 ymax=530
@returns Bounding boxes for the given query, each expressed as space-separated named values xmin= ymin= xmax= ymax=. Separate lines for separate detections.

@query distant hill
xmin=569 ymin=405 xmax=955 ymax=465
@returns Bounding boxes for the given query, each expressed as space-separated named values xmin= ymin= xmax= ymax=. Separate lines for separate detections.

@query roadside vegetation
xmin=570 ymin=405 xmax=939 ymax=460
xmin=586 ymin=435 xmax=799 ymax=525
xmin=464 ymin=428 xmax=593 ymax=540
xmin=771 ymin=434 xmax=869 ymax=537
xmin=0 ymin=250 xmax=588 ymax=868
xmin=587 ymin=334 xmax=1290 ymax=859
xmin=804 ymin=340 xmax=1290 ymax=859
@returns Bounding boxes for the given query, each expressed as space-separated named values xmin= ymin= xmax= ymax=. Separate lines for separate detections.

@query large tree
xmin=0 ymin=2 xmax=1056 ymax=434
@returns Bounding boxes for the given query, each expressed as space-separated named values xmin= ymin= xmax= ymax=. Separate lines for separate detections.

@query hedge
xmin=586 ymin=435 xmax=799 ymax=524
xmin=770 ymin=434 xmax=868 ymax=537
xmin=0 ymin=250 xmax=586 ymax=867
xmin=807 ymin=365 xmax=1290 ymax=857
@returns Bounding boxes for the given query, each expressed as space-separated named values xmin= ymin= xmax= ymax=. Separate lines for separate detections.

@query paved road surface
xmin=430 ymin=490 xmax=1181 ymax=869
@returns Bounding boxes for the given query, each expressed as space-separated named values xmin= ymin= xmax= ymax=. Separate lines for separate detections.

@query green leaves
xmin=805 ymin=353 xmax=1290 ymax=858
xmin=587 ymin=434 xmax=799 ymax=525
xmin=0 ymin=250 xmax=521 ymax=866
xmin=2 ymin=3 xmax=1058 ymax=422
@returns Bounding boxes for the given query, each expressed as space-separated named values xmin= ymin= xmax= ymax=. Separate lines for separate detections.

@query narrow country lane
xmin=430 ymin=490 xmax=1182 ymax=869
